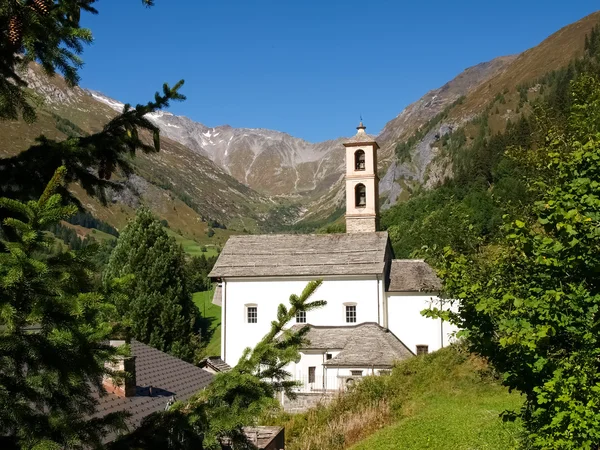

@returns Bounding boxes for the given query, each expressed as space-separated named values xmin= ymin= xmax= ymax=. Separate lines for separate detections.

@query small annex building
xmin=209 ymin=123 xmax=457 ymax=391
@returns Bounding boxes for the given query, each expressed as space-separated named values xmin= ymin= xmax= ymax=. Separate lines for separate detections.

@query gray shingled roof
xmin=343 ymin=126 xmax=379 ymax=147
xmin=388 ymin=260 xmax=442 ymax=292
xmin=291 ymin=322 xmax=413 ymax=368
xmin=209 ymin=232 xmax=390 ymax=278
xmin=199 ymin=356 xmax=231 ymax=373
xmin=93 ymin=340 xmax=213 ymax=441
xmin=343 ymin=132 xmax=379 ymax=146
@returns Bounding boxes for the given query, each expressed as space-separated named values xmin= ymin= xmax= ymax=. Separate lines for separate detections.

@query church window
xmin=308 ymin=366 xmax=316 ymax=384
xmin=246 ymin=305 xmax=257 ymax=324
xmin=416 ymin=345 xmax=429 ymax=356
xmin=345 ymin=305 xmax=356 ymax=323
xmin=355 ymin=184 xmax=366 ymax=208
xmin=296 ymin=310 xmax=306 ymax=323
xmin=355 ymin=150 xmax=366 ymax=171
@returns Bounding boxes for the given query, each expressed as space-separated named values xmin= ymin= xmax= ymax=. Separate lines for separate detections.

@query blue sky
xmin=80 ymin=1 xmax=598 ymax=142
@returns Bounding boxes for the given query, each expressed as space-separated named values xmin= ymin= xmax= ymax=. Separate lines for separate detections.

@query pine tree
xmin=0 ymin=167 xmax=127 ymax=448
xmin=103 ymin=208 xmax=200 ymax=362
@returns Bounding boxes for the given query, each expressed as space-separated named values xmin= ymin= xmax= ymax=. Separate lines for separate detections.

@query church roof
xmin=388 ymin=260 xmax=442 ymax=292
xmin=342 ymin=122 xmax=379 ymax=148
xmin=290 ymin=322 xmax=413 ymax=367
xmin=209 ymin=232 xmax=390 ymax=278
xmin=342 ymin=132 xmax=379 ymax=146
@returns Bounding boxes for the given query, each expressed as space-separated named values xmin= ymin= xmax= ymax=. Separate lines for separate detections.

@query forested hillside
xmin=381 ymin=22 xmax=600 ymax=261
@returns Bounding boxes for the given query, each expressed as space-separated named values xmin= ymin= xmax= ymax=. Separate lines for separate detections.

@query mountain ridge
xmin=4 ymin=11 xmax=600 ymax=235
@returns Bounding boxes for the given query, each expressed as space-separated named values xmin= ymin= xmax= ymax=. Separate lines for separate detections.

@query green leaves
xmin=437 ymin=72 xmax=600 ymax=448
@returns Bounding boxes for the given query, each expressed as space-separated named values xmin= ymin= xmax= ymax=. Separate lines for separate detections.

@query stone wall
xmin=279 ymin=392 xmax=337 ymax=413
xmin=346 ymin=216 xmax=378 ymax=233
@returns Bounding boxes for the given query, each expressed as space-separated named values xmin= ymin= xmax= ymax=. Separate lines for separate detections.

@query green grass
xmin=88 ymin=228 xmax=118 ymax=242
xmin=271 ymin=346 xmax=523 ymax=450
xmin=166 ymin=229 xmax=220 ymax=257
xmin=193 ymin=290 xmax=221 ymax=357
xmin=351 ymin=383 xmax=521 ymax=450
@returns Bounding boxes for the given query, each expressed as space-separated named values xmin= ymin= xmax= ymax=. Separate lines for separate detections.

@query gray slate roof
xmin=388 ymin=259 xmax=442 ymax=292
xmin=209 ymin=232 xmax=390 ymax=278
xmin=199 ymin=356 xmax=231 ymax=373
xmin=343 ymin=131 xmax=379 ymax=146
xmin=291 ymin=322 xmax=413 ymax=368
xmin=93 ymin=340 xmax=213 ymax=440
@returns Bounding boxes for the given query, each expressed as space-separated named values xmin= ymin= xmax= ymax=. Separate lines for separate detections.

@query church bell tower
xmin=343 ymin=122 xmax=380 ymax=233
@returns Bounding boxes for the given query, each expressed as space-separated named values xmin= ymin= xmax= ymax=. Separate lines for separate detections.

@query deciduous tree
xmin=435 ymin=74 xmax=600 ymax=449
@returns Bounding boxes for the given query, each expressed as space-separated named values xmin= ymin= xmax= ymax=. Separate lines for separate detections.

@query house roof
xmin=388 ymin=260 xmax=442 ymax=292
xmin=209 ymin=232 xmax=390 ymax=278
xmin=199 ymin=356 xmax=231 ymax=373
xmin=93 ymin=340 xmax=213 ymax=441
xmin=290 ymin=322 xmax=413 ymax=368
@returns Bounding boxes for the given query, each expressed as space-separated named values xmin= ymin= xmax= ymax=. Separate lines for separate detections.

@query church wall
xmin=386 ymin=293 xmax=459 ymax=355
xmin=222 ymin=277 xmax=380 ymax=365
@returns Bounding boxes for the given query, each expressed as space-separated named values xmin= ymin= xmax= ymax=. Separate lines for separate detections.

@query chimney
xmin=103 ymin=338 xmax=137 ymax=398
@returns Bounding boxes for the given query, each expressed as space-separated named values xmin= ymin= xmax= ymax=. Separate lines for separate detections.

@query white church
xmin=209 ymin=123 xmax=457 ymax=391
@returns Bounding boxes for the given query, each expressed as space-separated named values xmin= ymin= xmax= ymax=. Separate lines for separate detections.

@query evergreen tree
xmin=104 ymin=208 xmax=200 ymax=362
xmin=185 ymin=254 xmax=217 ymax=293
xmin=0 ymin=167 xmax=127 ymax=448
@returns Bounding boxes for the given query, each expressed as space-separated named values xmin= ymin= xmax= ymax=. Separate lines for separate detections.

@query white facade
xmin=218 ymin=276 xmax=457 ymax=368
xmin=386 ymin=293 xmax=457 ymax=354
xmin=221 ymin=276 xmax=384 ymax=365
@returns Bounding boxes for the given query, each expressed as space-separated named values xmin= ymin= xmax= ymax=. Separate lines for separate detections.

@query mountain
xmin=90 ymin=90 xmax=345 ymax=198
xmin=2 ymin=11 xmax=599 ymax=237
xmin=378 ymin=11 xmax=600 ymax=209
xmin=83 ymin=55 xmax=514 ymax=227
xmin=1 ymin=63 xmax=276 ymax=242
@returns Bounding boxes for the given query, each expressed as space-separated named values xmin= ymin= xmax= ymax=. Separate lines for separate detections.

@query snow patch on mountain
xmin=88 ymin=91 xmax=125 ymax=112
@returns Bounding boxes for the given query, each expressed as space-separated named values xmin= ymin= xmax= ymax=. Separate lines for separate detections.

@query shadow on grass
xmin=196 ymin=314 xmax=218 ymax=353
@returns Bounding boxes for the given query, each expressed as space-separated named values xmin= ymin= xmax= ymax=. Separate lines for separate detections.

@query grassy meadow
xmin=268 ymin=346 xmax=522 ymax=450
xmin=167 ymin=229 xmax=221 ymax=257
xmin=193 ymin=289 xmax=222 ymax=357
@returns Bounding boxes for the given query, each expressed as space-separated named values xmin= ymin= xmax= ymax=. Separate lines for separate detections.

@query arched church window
xmin=355 ymin=150 xmax=366 ymax=171
xmin=355 ymin=184 xmax=366 ymax=208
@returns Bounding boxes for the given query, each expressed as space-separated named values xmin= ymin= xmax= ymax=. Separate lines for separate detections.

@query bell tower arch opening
xmin=355 ymin=183 xmax=366 ymax=207
xmin=355 ymin=150 xmax=365 ymax=171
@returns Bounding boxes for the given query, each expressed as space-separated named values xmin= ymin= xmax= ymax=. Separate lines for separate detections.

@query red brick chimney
xmin=103 ymin=338 xmax=137 ymax=398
